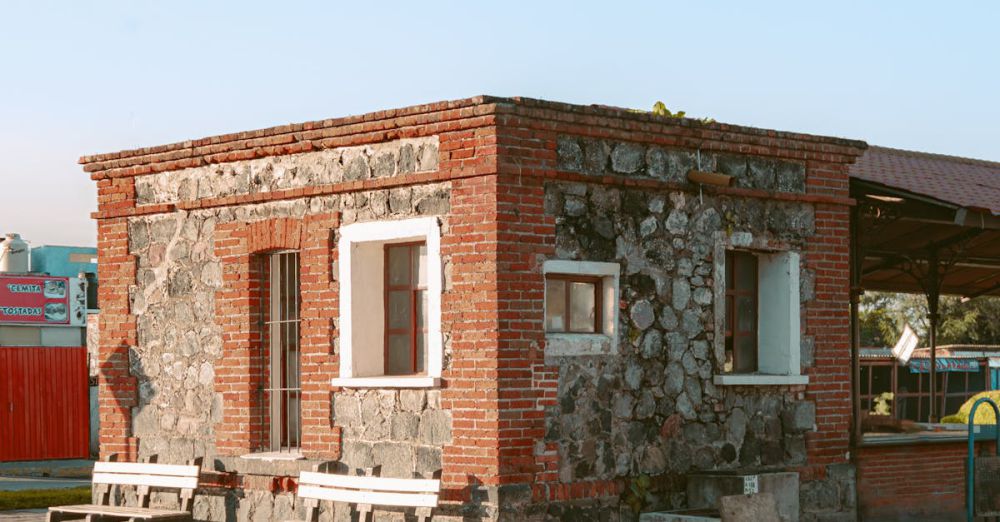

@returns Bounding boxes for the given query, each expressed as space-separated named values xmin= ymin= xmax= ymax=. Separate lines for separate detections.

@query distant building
xmin=31 ymin=245 xmax=98 ymax=309
xmin=0 ymin=235 xmax=92 ymax=461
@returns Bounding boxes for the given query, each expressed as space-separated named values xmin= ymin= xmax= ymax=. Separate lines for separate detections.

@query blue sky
xmin=1 ymin=1 xmax=997 ymax=247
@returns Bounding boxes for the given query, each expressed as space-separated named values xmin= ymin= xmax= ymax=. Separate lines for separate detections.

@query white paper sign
xmin=892 ymin=323 xmax=919 ymax=364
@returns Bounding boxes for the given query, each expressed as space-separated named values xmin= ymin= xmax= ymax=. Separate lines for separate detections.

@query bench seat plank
xmin=49 ymin=504 xmax=190 ymax=519
xmin=91 ymin=472 xmax=199 ymax=489
xmin=93 ymin=462 xmax=200 ymax=477
xmin=297 ymin=485 xmax=438 ymax=508
xmin=297 ymin=472 xmax=440 ymax=493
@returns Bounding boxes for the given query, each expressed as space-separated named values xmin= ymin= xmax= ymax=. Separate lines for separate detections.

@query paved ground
xmin=0 ymin=460 xmax=92 ymax=480
xmin=0 ymin=477 xmax=89 ymax=492
xmin=0 ymin=510 xmax=44 ymax=521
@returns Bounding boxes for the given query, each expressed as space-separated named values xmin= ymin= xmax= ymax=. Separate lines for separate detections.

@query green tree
xmin=859 ymin=291 xmax=1000 ymax=347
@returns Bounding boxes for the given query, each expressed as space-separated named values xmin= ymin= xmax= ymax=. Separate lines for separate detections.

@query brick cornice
xmin=80 ymin=96 xmax=868 ymax=180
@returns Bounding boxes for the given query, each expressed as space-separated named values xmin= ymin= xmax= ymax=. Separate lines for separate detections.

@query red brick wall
xmin=858 ymin=441 xmax=988 ymax=520
xmin=213 ymin=215 xmax=341 ymax=458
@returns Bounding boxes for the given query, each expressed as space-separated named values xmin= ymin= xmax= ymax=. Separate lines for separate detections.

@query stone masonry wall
xmin=124 ymin=181 xmax=453 ymax=514
xmin=536 ymin=136 xmax=853 ymax=521
xmin=134 ymin=137 xmax=439 ymax=206
xmin=492 ymin=116 xmax=861 ymax=522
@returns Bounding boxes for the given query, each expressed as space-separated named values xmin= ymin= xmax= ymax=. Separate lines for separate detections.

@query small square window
xmin=545 ymin=275 xmax=602 ymax=334
xmin=542 ymin=260 xmax=620 ymax=357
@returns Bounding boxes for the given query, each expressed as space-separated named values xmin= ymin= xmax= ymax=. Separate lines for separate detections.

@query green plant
xmin=650 ymin=101 xmax=715 ymax=124
xmin=0 ymin=486 xmax=91 ymax=510
xmin=623 ymin=474 xmax=652 ymax=513
xmin=871 ymin=392 xmax=893 ymax=416
xmin=941 ymin=390 xmax=1000 ymax=425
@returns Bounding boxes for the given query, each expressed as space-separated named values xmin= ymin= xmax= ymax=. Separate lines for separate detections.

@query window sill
xmin=545 ymin=333 xmax=615 ymax=357
xmin=713 ymin=374 xmax=809 ymax=386
xmin=330 ymin=376 xmax=441 ymax=389
xmin=239 ymin=451 xmax=305 ymax=462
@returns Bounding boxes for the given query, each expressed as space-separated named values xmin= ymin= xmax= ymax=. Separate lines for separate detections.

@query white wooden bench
xmin=291 ymin=467 xmax=441 ymax=522
xmin=48 ymin=456 xmax=201 ymax=522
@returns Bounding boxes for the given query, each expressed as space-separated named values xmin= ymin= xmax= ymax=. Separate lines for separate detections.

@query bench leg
xmin=415 ymin=507 xmax=432 ymax=522
xmin=46 ymin=512 xmax=62 ymax=522
xmin=355 ymin=504 xmax=373 ymax=522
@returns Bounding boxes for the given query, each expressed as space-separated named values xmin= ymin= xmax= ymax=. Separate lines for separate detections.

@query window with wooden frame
xmin=545 ymin=274 xmax=603 ymax=334
xmin=725 ymin=251 xmax=758 ymax=374
xmin=335 ymin=217 xmax=443 ymax=387
xmin=384 ymin=242 xmax=428 ymax=376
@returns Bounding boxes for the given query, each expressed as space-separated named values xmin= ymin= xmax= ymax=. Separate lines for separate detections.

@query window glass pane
xmin=414 ymin=245 xmax=428 ymax=287
xmin=735 ymin=295 xmax=755 ymax=332
xmin=725 ymin=252 xmax=734 ymax=289
xmin=387 ymin=290 xmax=412 ymax=330
xmin=416 ymin=331 xmax=426 ymax=374
xmin=897 ymin=366 xmax=920 ymax=394
xmin=945 ymin=396 xmax=965 ymax=417
xmin=871 ymin=366 xmax=892 ymax=395
xmin=735 ymin=253 xmax=756 ymax=290
xmin=387 ymin=245 xmax=410 ymax=286
xmin=734 ymin=335 xmax=756 ymax=373
xmin=387 ymin=334 xmax=413 ymax=375
xmin=969 ymin=368 xmax=987 ymax=392
xmin=946 ymin=372 xmax=967 ymax=393
xmin=860 ymin=366 xmax=870 ymax=395
xmin=545 ymin=279 xmax=566 ymax=331
xmin=569 ymin=282 xmax=596 ymax=333
xmin=724 ymin=337 xmax=734 ymax=373
xmin=415 ymin=290 xmax=427 ymax=331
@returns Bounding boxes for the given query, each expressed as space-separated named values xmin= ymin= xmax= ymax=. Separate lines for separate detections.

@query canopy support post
xmin=927 ymin=248 xmax=941 ymax=423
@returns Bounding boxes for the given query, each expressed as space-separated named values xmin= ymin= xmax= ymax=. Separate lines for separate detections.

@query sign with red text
xmin=0 ymin=275 xmax=70 ymax=324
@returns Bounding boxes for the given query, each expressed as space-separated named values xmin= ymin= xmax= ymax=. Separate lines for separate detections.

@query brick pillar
xmin=96 ymin=177 xmax=139 ymax=461
xmin=300 ymin=212 xmax=341 ymax=459
xmin=439 ymin=173 xmax=502 ymax=506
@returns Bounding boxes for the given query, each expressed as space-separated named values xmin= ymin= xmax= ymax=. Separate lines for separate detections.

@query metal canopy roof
xmin=850 ymin=147 xmax=1000 ymax=298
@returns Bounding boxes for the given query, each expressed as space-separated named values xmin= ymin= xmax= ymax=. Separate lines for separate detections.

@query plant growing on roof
xmin=651 ymin=101 xmax=715 ymax=124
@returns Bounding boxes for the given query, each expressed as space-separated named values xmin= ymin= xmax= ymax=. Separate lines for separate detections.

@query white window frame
xmin=332 ymin=217 xmax=442 ymax=388
xmin=543 ymin=260 xmax=620 ymax=357
xmin=712 ymin=237 xmax=807 ymax=386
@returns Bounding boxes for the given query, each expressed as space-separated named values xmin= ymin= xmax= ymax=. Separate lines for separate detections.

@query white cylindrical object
xmin=0 ymin=233 xmax=29 ymax=273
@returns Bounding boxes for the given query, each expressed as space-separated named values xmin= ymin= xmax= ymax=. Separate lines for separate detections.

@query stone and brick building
xmin=84 ymin=96 xmax=875 ymax=520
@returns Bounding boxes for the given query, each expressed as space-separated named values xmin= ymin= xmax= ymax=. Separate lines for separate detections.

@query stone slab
xmin=719 ymin=493 xmax=781 ymax=522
